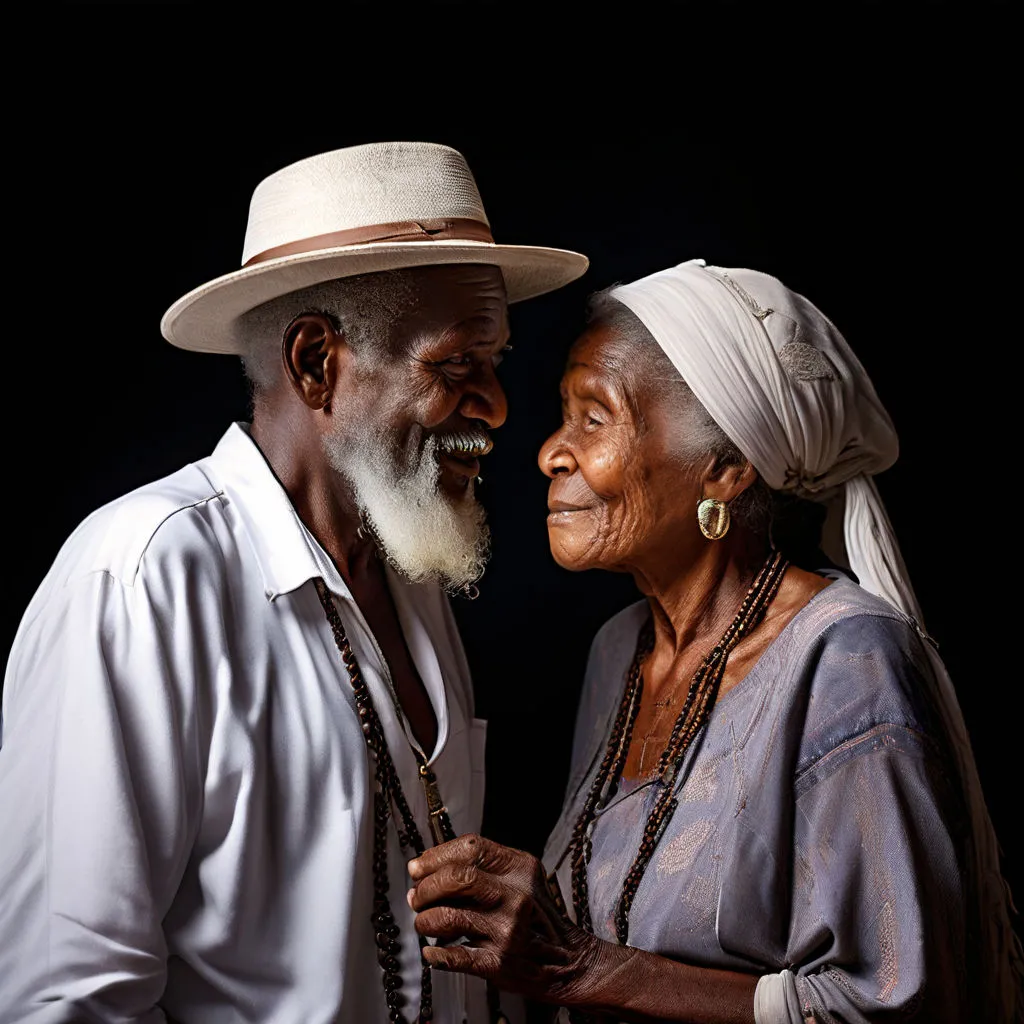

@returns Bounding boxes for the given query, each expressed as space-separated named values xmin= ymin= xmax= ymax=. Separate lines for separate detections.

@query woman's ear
xmin=282 ymin=312 xmax=342 ymax=411
xmin=702 ymin=457 xmax=759 ymax=503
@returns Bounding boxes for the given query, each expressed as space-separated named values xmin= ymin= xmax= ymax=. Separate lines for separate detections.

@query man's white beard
xmin=323 ymin=425 xmax=490 ymax=593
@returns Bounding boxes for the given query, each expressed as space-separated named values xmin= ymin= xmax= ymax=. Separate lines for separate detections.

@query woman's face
xmin=538 ymin=324 xmax=705 ymax=574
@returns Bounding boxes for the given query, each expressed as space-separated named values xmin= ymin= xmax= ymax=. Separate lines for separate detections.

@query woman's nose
xmin=538 ymin=428 xmax=577 ymax=478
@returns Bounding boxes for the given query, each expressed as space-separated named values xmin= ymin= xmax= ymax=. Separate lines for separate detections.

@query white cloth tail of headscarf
xmin=612 ymin=259 xmax=1023 ymax=1020
xmin=843 ymin=474 xmax=922 ymax=623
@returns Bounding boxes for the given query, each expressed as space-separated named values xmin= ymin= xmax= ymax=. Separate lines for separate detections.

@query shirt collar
xmin=201 ymin=422 xmax=350 ymax=601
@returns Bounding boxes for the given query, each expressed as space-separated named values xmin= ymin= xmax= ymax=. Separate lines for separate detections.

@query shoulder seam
xmin=794 ymin=721 xmax=938 ymax=797
xmin=126 ymin=491 xmax=226 ymax=587
xmin=795 ymin=596 xmax=918 ymax=660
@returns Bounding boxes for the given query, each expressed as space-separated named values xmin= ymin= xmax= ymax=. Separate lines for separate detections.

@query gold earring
xmin=697 ymin=497 xmax=730 ymax=540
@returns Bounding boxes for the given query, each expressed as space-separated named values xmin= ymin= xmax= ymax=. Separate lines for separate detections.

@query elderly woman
xmin=407 ymin=260 xmax=1023 ymax=1023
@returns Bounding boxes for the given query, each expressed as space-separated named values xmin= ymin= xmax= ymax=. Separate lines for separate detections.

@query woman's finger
xmin=407 ymin=861 xmax=504 ymax=912
xmin=413 ymin=905 xmax=493 ymax=943
xmin=408 ymin=833 xmax=526 ymax=881
xmin=407 ymin=833 xmax=489 ymax=881
xmin=422 ymin=941 xmax=500 ymax=979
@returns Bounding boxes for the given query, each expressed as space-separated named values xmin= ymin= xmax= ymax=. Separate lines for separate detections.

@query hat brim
xmin=160 ymin=240 xmax=589 ymax=354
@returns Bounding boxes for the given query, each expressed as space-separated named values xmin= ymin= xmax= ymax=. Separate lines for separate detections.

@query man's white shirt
xmin=0 ymin=423 xmax=489 ymax=1024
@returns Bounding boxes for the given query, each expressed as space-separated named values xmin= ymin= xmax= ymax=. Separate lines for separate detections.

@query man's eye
xmin=492 ymin=343 xmax=513 ymax=368
xmin=445 ymin=354 xmax=471 ymax=367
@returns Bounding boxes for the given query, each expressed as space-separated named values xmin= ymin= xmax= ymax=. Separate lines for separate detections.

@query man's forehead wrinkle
xmin=450 ymin=289 xmax=507 ymax=319
xmin=455 ymin=313 xmax=506 ymax=334
xmin=405 ymin=311 xmax=505 ymax=347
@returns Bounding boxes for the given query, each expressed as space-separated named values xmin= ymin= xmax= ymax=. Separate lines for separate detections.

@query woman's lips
xmin=547 ymin=500 xmax=592 ymax=524
xmin=547 ymin=479 xmax=598 ymax=524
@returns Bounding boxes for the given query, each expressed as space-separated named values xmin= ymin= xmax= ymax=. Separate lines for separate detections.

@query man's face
xmin=323 ymin=264 xmax=510 ymax=592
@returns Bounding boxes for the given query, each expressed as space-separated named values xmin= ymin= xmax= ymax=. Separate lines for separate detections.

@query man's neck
xmin=249 ymin=410 xmax=376 ymax=585
xmin=250 ymin=412 xmax=440 ymax=756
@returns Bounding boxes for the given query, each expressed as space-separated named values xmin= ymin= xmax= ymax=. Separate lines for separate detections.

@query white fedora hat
xmin=161 ymin=141 xmax=590 ymax=354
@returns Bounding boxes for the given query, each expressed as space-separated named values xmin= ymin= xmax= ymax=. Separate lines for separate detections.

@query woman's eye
xmin=445 ymin=354 xmax=471 ymax=367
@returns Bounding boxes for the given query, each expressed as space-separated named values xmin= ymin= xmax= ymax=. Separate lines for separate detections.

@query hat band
xmin=243 ymin=217 xmax=494 ymax=266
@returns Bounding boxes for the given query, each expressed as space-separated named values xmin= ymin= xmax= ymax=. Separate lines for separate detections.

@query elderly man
xmin=0 ymin=143 xmax=587 ymax=1024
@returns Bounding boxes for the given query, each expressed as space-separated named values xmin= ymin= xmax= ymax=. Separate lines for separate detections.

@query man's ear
xmin=282 ymin=312 xmax=343 ymax=411
xmin=701 ymin=456 xmax=759 ymax=503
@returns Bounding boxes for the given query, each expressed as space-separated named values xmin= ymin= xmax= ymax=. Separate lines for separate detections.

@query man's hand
xmin=407 ymin=833 xmax=605 ymax=1005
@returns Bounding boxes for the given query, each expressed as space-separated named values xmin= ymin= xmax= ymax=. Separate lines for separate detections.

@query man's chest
xmin=344 ymin=570 xmax=440 ymax=757
xmin=187 ymin=582 xmax=479 ymax=852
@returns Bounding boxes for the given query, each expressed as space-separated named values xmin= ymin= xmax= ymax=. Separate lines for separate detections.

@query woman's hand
xmin=408 ymin=834 xmax=759 ymax=1023
xmin=407 ymin=833 xmax=605 ymax=1005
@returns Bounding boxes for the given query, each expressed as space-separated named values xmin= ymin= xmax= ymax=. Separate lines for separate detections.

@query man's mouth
xmin=436 ymin=431 xmax=493 ymax=458
xmin=435 ymin=430 xmax=492 ymax=480
xmin=439 ymin=452 xmax=480 ymax=478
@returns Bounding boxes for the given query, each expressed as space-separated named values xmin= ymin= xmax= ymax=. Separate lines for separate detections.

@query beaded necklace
xmin=565 ymin=549 xmax=789 ymax=946
xmin=314 ymin=577 xmax=452 ymax=1024
xmin=313 ymin=576 xmax=510 ymax=1024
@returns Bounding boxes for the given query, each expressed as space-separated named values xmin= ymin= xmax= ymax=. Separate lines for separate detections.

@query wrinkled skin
xmin=540 ymin=324 xmax=830 ymax=778
xmin=409 ymin=834 xmax=759 ymax=1023
xmin=540 ymin=323 xmax=712 ymax=576
xmin=258 ymin=263 xmax=511 ymax=502
xmin=251 ymin=264 xmax=510 ymax=754
xmin=411 ymin=323 xmax=831 ymax=1022
xmin=409 ymin=835 xmax=595 ymax=1002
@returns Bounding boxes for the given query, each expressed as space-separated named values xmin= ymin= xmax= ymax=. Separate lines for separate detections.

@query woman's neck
xmin=630 ymin=531 xmax=770 ymax=660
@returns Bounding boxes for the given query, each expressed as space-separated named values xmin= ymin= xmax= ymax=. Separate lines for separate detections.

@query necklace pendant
xmin=419 ymin=762 xmax=444 ymax=813
xmin=419 ymin=762 xmax=457 ymax=845
xmin=428 ymin=807 xmax=456 ymax=847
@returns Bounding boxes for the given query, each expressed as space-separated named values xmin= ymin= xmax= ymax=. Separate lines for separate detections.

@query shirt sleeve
xmin=0 ymin=567 xmax=203 ymax=1023
xmin=772 ymin=722 xmax=966 ymax=1023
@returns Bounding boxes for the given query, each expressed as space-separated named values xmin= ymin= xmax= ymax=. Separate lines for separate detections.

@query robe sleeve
xmin=759 ymin=719 xmax=966 ymax=1023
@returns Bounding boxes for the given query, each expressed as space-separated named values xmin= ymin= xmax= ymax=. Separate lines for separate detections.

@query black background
xmin=11 ymin=14 xmax=1018 ymax=920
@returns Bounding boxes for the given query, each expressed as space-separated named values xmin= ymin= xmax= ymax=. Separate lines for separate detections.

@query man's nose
xmin=458 ymin=362 xmax=508 ymax=429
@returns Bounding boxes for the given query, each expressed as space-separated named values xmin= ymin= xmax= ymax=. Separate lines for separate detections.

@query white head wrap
xmin=611 ymin=258 xmax=1023 ymax=1019
xmin=611 ymin=258 xmax=921 ymax=624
